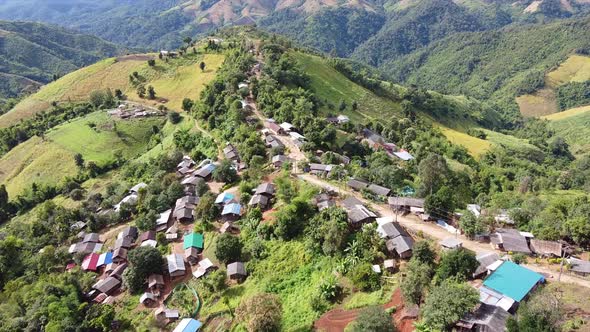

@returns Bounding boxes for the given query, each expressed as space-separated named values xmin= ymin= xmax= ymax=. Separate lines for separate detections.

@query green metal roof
xmin=183 ymin=233 xmax=204 ymax=250
xmin=483 ymin=261 xmax=544 ymax=302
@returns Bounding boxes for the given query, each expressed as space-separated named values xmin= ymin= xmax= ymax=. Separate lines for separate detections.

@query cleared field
xmin=518 ymin=54 xmax=590 ymax=117
xmin=0 ymin=137 xmax=78 ymax=197
xmin=544 ymin=106 xmax=590 ymax=156
xmin=0 ymin=53 xmax=224 ymax=128
xmin=293 ymin=52 xmax=402 ymax=122
xmin=0 ymin=111 xmax=165 ymax=196
xmin=439 ymin=126 xmax=492 ymax=157
xmin=47 ymin=112 xmax=165 ymax=164
xmin=516 ymin=88 xmax=558 ymax=117
xmin=546 ymin=54 xmax=590 ymax=87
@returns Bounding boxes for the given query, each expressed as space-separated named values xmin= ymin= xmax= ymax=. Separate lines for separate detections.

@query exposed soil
xmin=314 ymin=289 xmax=416 ymax=332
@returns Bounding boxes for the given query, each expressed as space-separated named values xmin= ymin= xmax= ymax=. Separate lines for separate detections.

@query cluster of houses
xmin=264 ymin=119 xmax=307 ymax=149
xmin=362 ymin=128 xmax=414 ymax=161
xmin=107 ymin=103 xmax=163 ymax=119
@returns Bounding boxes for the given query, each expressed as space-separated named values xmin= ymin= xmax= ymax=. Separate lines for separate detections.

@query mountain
xmin=0 ymin=20 xmax=128 ymax=100
xmin=382 ymin=15 xmax=590 ymax=122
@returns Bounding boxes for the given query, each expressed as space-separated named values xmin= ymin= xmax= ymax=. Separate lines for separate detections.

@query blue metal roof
xmin=215 ymin=192 xmax=235 ymax=204
xmin=222 ymin=203 xmax=241 ymax=215
xmin=173 ymin=318 xmax=202 ymax=332
xmin=483 ymin=261 xmax=544 ymax=302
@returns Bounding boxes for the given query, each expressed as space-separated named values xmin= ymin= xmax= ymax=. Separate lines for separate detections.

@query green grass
xmin=544 ymin=106 xmax=590 ymax=156
xmin=482 ymin=129 xmax=542 ymax=155
xmin=438 ymin=125 xmax=492 ymax=157
xmin=0 ymin=111 xmax=163 ymax=196
xmin=293 ymin=52 xmax=402 ymax=122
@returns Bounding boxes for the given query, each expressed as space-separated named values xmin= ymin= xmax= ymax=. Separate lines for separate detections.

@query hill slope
xmin=0 ymin=20 xmax=128 ymax=99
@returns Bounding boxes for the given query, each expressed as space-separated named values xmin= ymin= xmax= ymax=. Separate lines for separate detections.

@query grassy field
xmin=0 ymin=53 xmax=224 ymax=128
xmin=293 ymin=52 xmax=402 ymax=122
xmin=0 ymin=111 xmax=164 ymax=197
xmin=543 ymin=105 xmax=590 ymax=156
xmin=518 ymin=54 xmax=590 ymax=117
xmin=438 ymin=126 xmax=492 ymax=156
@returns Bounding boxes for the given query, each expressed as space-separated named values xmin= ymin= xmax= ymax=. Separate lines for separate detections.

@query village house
xmin=193 ymin=258 xmax=216 ymax=279
xmin=181 ymin=176 xmax=205 ymax=193
xmin=386 ymin=236 xmax=414 ymax=259
xmin=97 ymin=252 xmax=113 ymax=269
xmin=69 ymin=240 xmax=102 ymax=255
xmin=255 ymin=183 xmax=275 ymax=197
xmin=224 ymin=144 xmax=240 ymax=161
xmin=362 ymin=129 xmax=386 ymax=149
xmin=140 ymin=292 xmax=156 ymax=307
xmin=383 ymin=259 xmax=396 ymax=273
xmin=456 ymin=304 xmax=509 ymax=332
xmin=129 ymin=183 xmax=148 ymax=195
xmin=120 ymin=226 xmax=139 ymax=242
xmin=388 ymin=197 xmax=425 ymax=215
xmin=220 ymin=221 xmax=237 ymax=234
xmin=114 ymin=236 xmax=133 ymax=251
xmin=92 ymin=276 xmax=121 ymax=295
xmin=215 ymin=192 xmax=235 ymax=206
xmin=265 ymin=135 xmax=284 ymax=149
xmin=309 ymin=163 xmax=333 ymax=177
xmin=155 ymin=307 xmax=180 ymax=322
xmin=265 ymin=120 xmax=285 ymax=136
xmin=166 ymin=225 xmax=179 ymax=241
xmin=112 ymin=247 xmax=128 ymax=264
xmin=473 ymin=252 xmax=500 ymax=279
xmin=167 ymin=253 xmax=186 ymax=278
xmin=114 ymin=193 xmax=138 ymax=212
xmin=393 ymin=150 xmax=414 ymax=161
xmin=279 ymin=122 xmax=296 ymax=133
xmin=177 ymin=156 xmax=196 ymax=170
xmin=347 ymin=178 xmax=369 ymax=191
xmin=156 ymin=209 xmax=172 ymax=232
xmin=568 ymin=258 xmax=590 ymax=276
xmin=271 ymin=154 xmax=291 ymax=169
xmin=109 ymin=262 xmax=127 ymax=280
xmin=222 ymin=203 xmax=242 ymax=221
xmin=529 ymin=239 xmax=562 ymax=257
xmin=174 ymin=195 xmax=199 ymax=223
xmin=105 ymin=262 xmax=118 ymax=275
xmin=440 ymin=237 xmax=463 ymax=250
xmin=367 ymin=183 xmax=391 ymax=197
xmin=313 ymin=193 xmax=335 ymax=211
xmin=490 ymin=229 xmax=531 ymax=254
xmin=173 ymin=318 xmax=203 ymax=332
xmin=139 ymin=231 xmax=156 ymax=243
xmin=480 ymin=261 xmax=544 ymax=312
xmin=248 ymin=194 xmax=270 ymax=210
xmin=83 ymin=233 xmax=100 ymax=243
xmin=194 ymin=163 xmax=216 ymax=180
xmin=342 ymin=197 xmax=377 ymax=226
xmin=183 ymin=232 xmax=204 ymax=265
xmin=82 ymin=253 xmax=100 ymax=271
xmin=227 ymin=262 xmax=247 ymax=282
xmin=148 ymin=274 xmax=165 ymax=294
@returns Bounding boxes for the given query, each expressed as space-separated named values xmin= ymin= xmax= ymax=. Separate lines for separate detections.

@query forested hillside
xmin=0 ymin=20 xmax=128 ymax=100
xmin=383 ymin=16 xmax=590 ymax=123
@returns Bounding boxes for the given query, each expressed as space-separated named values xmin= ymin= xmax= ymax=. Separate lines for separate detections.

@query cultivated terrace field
xmin=0 ymin=28 xmax=590 ymax=332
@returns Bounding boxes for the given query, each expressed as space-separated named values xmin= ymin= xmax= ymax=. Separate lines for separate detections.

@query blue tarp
xmin=215 ymin=192 xmax=235 ymax=204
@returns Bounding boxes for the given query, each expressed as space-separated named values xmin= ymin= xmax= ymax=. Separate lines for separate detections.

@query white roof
xmin=157 ymin=210 xmax=171 ymax=226
xmin=130 ymin=182 xmax=148 ymax=193
xmin=280 ymin=122 xmax=295 ymax=131
xmin=192 ymin=258 xmax=215 ymax=279
xmin=337 ymin=115 xmax=349 ymax=122
xmin=497 ymin=297 xmax=515 ymax=311
xmin=289 ymin=132 xmax=305 ymax=140
xmin=393 ymin=151 xmax=414 ymax=161
xmin=376 ymin=216 xmax=394 ymax=226
xmin=141 ymin=240 xmax=158 ymax=248
xmin=114 ymin=194 xmax=138 ymax=211
xmin=440 ymin=237 xmax=462 ymax=248
xmin=140 ymin=292 xmax=155 ymax=303
xmin=372 ymin=265 xmax=381 ymax=273
xmin=519 ymin=231 xmax=535 ymax=238
xmin=487 ymin=260 xmax=504 ymax=271
xmin=466 ymin=204 xmax=481 ymax=217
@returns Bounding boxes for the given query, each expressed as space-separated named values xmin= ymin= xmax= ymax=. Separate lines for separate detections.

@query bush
xmin=236 ymin=293 xmax=282 ymax=332
xmin=512 ymin=253 xmax=528 ymax=264
xmin=348 ymin=262 xmax=381 ymax=292
xmin=215 ymin=234 xmax=243 ymax=264
xmin=69 ymin=189 xmax=85 ymax=201
xmin=346 ymin=306 xmax=396 ymax=332
xmin=167 ymin=111 xmax=181 ymax=124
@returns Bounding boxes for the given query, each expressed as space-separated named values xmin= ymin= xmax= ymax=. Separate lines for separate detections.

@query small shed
xmin=140 ymin=292 xmax=156 ymax=306
xmin=569 ymin=258 xmax=590 ymax=276
xmin=112 ymin=247 xmax=128 ymax=264
xmin=367 ymin=184 xmax=391 ymax=197
xmin=183 ymin=232 xmax=204 ymax=252
xmin=384 ymin=259 xmax=396 ymax=272
xmin=114 ymin=236 xmax=133 ymax=250
xmin=173 ymin=318 xmax=202 ymax=332
xmin=93 ymin=276 xmax=121 ymax=295
xmin=473 ymin=252 xmax=500 ymax=278
xmin=255 ymin=183 xmax=275 ymax=197
xmin=440 ymin=237 xmax=463 ymax=250
xmin=148 ymin=274 xmax=165 ymax=292
xmin=227 ymin=262 xmax=247 ymax=282
xmin=529 ymin=239 xmax=562 ymax=257
xmin=83 ymin=233 xmax=100 ymax=243
xmin=490 ymin=229 xmax=531 ymax=254
xmin=248 ymin=194 xmax=270 ymax=209
xmin=222 ymin=203 xmax=242 ymax=221
xmin=139 ymin=231 xmax=156 ymax=243
xmin=193 ymin=258 xmax=216 ymax=279
xmin=109 ymin=262 xmax=128 ymax=279
xmin=347 ymin=178 xmax=369 ymax=191
xmin=167 ymin=254 xmax=186 ymax=278
xmin=185 ymin=247 xmax=200 ymax=266
xmin=215 ymin=192 xmax=235 ymax=206
xmin=386 ymin=236 xmax=414 ymax=259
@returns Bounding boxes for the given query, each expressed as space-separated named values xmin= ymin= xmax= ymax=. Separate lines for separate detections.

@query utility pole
xmin=558 ymin=243 xmax=567 ymax=282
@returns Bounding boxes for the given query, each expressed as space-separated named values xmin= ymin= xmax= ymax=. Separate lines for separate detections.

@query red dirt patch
xmin=314 ymin=289 xmax=416 ymax=332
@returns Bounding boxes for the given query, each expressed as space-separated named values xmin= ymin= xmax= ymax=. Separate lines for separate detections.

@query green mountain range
xmin=0 ymin=20 xmax=128 ymax=100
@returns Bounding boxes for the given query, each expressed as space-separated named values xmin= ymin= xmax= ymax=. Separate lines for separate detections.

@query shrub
xmin=349 ymin=262 xmax=380 ymax=292
xmin=236 ymin=293 xmax=282 ymax=332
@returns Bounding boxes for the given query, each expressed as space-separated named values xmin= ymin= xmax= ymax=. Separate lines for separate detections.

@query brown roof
xmin=388 ymin=197 xmax=425 ymax=208
xmin=530 ymin=239 xmax=562 ymax=256
xmin=93 ymin=276 xmax=121 ymax=294
xmin=148 ymin=274 xmax=164 ymax=288
xmin=491 ymin=229 xmax=531 ymax=254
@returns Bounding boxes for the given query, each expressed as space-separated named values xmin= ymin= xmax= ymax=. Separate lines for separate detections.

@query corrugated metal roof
xmin=222 ymin=203 xmax=242 ymax=216
xmin=483 ymin=261 xmax=544 ymax=302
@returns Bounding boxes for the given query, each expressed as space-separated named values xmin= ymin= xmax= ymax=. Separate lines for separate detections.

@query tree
xmin=183 ymin=37 xmax=192 ymax=45
xmin=349 ymin=262 xmax=381 ymax=291
xmin=400 ymin=259 xmax=432 ymax=305
xmin=147 ymin=85 xmax=156 ymax=100
xmin=215 ymin=233 xmax=242 ymax=264
xmin=306 ymin=207 xmax=349 ymax=256
xmin=182 ymin=98 xmax=194 ymax=112
xmin=506 ymin=289 xmax=562 ymax=332
xmin=459 ymin=211 xmax=484 ymax=239
xmin=127 ymin=246 xmax=164 ymax=278
xmin=123 ymin=267 xmax=144 ymax=294
xmin=236 ymin=293 xmax=282 ymax=332
xmin=435 ymin=249 xmax=478 ymax=282
xmin=74 ymin=153 xmax=85 ymax=168
xmin=412 ymin=240 xmax=436 ymax=266
xmin=418 ymin=153 xmax=450 ymax=197
xmin=137 ymin=85 xmax=146 ymax=98
xmin=194 ymin=193 xmax=219 ymax=223
xmin=114 ymin=89 xmax=124 ymax=100
xmin=200 ymin=61 xmax=206 ymax=72
xmin=274 ymin=198 xmax=314 ymax=240
xmin=347 ymin=306 xmax=396 ymax=332
xmin=147 ymin=59 xmax=156 ymax=67
xmin=424 ymin=186 xmax=456 ymax=219
xmin=213 ymin=159 xmax=238 ymax=183
xmin=421 ymin=280 xmax=479 ymax=330
xmin=136 ymin=211 xmax=157 ymax=231
xmin=168 ymin=111 xmax=181 ymax=124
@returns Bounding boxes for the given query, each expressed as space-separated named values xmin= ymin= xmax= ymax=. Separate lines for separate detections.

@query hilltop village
xmin=1 ymin=30 xmax=590 ymax=332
